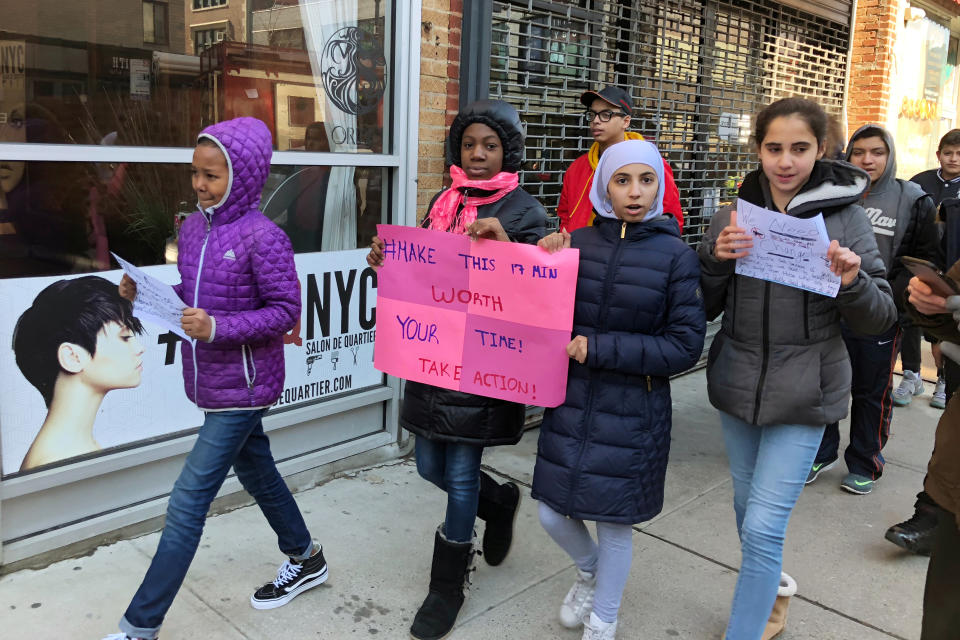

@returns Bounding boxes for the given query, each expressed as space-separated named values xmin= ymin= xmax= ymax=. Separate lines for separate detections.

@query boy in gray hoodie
xmin=806 ymin=124 xmax=941 ymax=494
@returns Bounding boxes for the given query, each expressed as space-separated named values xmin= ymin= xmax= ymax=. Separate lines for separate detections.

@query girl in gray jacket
xmin=698 ymin=97 xmax=897 ymax=640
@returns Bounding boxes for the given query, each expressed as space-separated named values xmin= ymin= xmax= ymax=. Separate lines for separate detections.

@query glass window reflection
xmin=0 ymin=1 xmax=390 ymax=153
xmin=0 ymin=159 xmax=388 ymax=279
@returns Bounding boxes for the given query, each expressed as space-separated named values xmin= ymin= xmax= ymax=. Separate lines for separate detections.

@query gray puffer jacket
xmin=698 ymin=161 xmax=898 ymax=427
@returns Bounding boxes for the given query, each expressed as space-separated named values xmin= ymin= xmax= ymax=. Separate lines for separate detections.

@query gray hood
xmin=846 ymin=124 xmax=898 ymax=194
xmin=845 ymin=123 xmax=927 ymax=276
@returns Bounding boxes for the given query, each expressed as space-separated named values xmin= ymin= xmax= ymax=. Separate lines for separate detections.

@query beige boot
xmin=762 ymin=572 xmax=797 ymax=640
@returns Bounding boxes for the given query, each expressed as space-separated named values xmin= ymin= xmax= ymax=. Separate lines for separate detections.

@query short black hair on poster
xmin=12 ymin=276 xmax=144 ymax=407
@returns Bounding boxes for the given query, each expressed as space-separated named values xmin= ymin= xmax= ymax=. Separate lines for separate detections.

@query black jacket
xmin=911 ymin=169 xmax=960 ymax=206
xmin=531 ymin=216 xmax=705 ymax=523
xmin=400 ymin=186 xmax=547 ymax=445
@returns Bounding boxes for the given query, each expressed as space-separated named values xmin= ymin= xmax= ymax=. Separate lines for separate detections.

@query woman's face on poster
xmin=80 ymin=322 xmax=146 ymax=392
xmin=0 ymin=103 xmax=26 ymax=194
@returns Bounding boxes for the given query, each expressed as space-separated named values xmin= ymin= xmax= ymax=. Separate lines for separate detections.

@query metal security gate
xmin=488 ymin=0 xmax=852 ymax=246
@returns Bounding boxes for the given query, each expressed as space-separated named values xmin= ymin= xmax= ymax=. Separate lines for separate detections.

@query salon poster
xmin=0 ymin=249 xmax=379 ymax=477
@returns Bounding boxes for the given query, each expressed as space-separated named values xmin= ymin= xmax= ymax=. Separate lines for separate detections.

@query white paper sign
xmin=734 ymin=199 xmax=840 ymax=297
xmin=112 ymin=252 xmax=189 ymax=340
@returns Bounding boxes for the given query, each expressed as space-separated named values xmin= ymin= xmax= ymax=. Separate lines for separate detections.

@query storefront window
xmin=0 ymin=1 xmax=402 ymax=477
xmin=0 ymin=158 xmax=387 ymax=278
xmin=0 ymin=0 xmax=390 ymax=153
xmin=894 ymin=16 xmax=959 ymax=178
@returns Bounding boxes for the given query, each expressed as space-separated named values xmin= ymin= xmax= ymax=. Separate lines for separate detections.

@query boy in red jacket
xmin=556 ymin=86 xmax=684 ymax=232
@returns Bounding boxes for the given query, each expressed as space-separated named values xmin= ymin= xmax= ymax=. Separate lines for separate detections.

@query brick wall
xmin=417 ymin=0 xmax=462 ymax=219
xmin=847 ymin=0 xmax=902 ymax=135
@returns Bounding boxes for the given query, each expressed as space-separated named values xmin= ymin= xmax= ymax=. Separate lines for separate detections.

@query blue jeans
xmin=720 ymin=411 xmax=824 ymax=640
xmin=121 ymin=409 xmax=313 ymax=639
xmin=415 ymin=437 xmax=483 ymax=543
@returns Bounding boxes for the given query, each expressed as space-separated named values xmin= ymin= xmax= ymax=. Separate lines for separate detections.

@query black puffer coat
xmin=532 ymin=216 xmax=705 ymax=523
xmin=400 ymin=101 xmax=547 ymax=446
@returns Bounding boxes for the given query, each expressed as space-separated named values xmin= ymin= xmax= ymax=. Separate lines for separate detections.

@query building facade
xmin=848 ymin=0 xmax=960 ymax=178
xmin=0 ymin=0 xmax=421 ymax=568
xmin=0 ymin=0 xmax=857 ymax=567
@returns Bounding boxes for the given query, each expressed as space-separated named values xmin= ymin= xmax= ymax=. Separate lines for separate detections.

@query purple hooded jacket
xmin=173 ymin=117 xmax=300 ymax=409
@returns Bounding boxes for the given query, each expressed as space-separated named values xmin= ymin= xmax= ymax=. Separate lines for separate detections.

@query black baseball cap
xmin=580 ymin=86 xmax=633 ymax=116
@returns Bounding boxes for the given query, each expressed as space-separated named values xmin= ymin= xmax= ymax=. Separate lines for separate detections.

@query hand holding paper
xmin=118 ymin=274 xmax=137 ymax=302
xmin=714 ymin=209 xmax=753 ymax=261
xmin=538 ymin=231 xmax=572 ymax=254
xmin=112 ymin=252 xmax=189 ymax=340
xmin=181 ymin=308 xmax=213 ymax=341
xmin=826 ymin=240 xmax=861 ymax=286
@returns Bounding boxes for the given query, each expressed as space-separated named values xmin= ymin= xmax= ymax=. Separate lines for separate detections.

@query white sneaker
xmin=102 ymin=634 xmax=149 ymax=640
xmin=931 ymin=377 xmax=947 ymax=410
xmin=559 ymin=568 xmax=597 ymax=628
xmin=582 ymin=611 xmax=618 ymax=640
xmin=892 ymin=370 xmax=924 ymax=406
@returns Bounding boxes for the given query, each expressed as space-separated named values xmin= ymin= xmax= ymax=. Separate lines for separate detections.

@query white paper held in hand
xmin=112 ymin=252 xmax=190 ymax=340
xmin=733 ymin=199 xmax=841 ymax=298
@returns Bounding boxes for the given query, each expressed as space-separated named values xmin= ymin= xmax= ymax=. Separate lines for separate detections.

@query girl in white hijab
xmin=534 ymin=140 xmax=706 ymax=639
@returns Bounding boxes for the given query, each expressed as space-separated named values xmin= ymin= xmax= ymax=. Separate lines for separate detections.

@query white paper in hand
xmin=733 ymin=199 xmax=841 ymax=298
xmin=112 ymin=252 xmax=190 ymax=340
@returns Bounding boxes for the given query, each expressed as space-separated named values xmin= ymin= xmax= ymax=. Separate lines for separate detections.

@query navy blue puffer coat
xmin=532 ymin=215 xmax=706 ymax=524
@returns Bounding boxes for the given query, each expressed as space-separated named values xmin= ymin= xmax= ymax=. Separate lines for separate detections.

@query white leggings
xmin=538 ymin=502 xmax=635 ymax=623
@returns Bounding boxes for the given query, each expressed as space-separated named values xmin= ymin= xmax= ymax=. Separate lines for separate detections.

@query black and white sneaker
xmin=250 ymin=545 xmax=329 ymax=610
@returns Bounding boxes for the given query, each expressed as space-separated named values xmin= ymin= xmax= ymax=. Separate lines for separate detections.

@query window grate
xmin=489 ymin=0 xmax=850 ymax=245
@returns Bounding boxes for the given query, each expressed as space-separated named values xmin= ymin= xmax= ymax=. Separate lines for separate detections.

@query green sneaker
xmin=805 ymin=458 xmax=837 ymax=485
xmin=841 ymin=473 xmax=875 ymax=495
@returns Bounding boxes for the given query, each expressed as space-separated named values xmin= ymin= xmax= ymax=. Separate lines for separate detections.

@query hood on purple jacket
xmin=175 ymin=117 xmax=301 ymax=410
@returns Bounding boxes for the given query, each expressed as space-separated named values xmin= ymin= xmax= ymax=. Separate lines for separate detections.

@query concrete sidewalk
xmin=0 ymin=368 xmax=937 ymax=639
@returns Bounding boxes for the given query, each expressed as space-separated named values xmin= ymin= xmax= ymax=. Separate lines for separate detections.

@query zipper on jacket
xmin=752 ymin=282 xmax=772 ymax=424
xmin=241 ymin=344 xmax=257 ymax=387
xmin=191 ymin=211 xmax=212 ymax=404
xmin=646 ymin=376 xmax=652 ymax=392
xmin=730 ymin=275 xmax=737 ymax=340
xmin=566 ymin=225 xmax=628 ymax=514
xmin=803 ymin=292 xmax=810 ymax=340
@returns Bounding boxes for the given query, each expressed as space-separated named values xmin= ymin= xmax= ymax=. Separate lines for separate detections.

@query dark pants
xmin=900 ymin=322 xmax=923 ymax=373
xmin=921 ymin=506 xmax=960 ymax=639
xmin=817 ymin=323 xmax=900 ymax=479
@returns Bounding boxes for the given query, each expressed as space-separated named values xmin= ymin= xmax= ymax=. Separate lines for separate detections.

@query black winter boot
xmin=476 ymin=471 xmax=521 ymax=566
xmin=409 ymin=526 xmax=476 ymax=640
xmin=885 ymin=503 xmax=939 ymax=555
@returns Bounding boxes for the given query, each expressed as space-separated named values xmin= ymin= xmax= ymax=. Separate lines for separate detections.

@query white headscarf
xmin=589 ymin=139 xmax=665 ymax=222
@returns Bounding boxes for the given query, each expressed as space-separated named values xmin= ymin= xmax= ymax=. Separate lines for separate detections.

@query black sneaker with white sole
xmin=250 ymin=545 xmax=328 ymax=610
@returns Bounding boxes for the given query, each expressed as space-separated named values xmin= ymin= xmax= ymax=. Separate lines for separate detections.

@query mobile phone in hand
xmin=902 ymin=256 xmax=959 ymax=298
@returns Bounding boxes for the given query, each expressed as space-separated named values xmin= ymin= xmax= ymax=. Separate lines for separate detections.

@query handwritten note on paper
xmin=373 ymin=224 xmax=579 ymax=407
xmin=734 ymin=200 xmax=841 ymax=297
xmin=112 ymin=252 xmax=189 ymax=340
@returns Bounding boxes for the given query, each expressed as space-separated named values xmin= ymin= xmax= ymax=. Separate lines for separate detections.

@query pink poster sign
xmin=374 ymin=224 xmax=579 ymax=407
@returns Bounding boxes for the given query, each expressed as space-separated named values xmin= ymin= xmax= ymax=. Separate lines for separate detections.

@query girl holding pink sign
xmin=367 ymin=99 xmax=546 ymax=640
xmin=533 ymin=139 xmax=706 ymax=640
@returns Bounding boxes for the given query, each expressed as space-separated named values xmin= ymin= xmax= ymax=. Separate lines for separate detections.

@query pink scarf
xmin=426 ymin=165 xmax=519 ymax=235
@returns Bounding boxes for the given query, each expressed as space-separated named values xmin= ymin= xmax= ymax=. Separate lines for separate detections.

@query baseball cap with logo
xmin=580 ymin=86 xmax=633 ymax=116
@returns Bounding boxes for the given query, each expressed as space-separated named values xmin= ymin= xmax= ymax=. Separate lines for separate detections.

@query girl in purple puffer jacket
xmin=106 ymin=118 xmax=327 ymax=640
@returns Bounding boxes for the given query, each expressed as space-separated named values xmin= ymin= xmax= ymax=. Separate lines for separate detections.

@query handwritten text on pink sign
xmin=373 ymin=224 xmax=578 ymax=407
